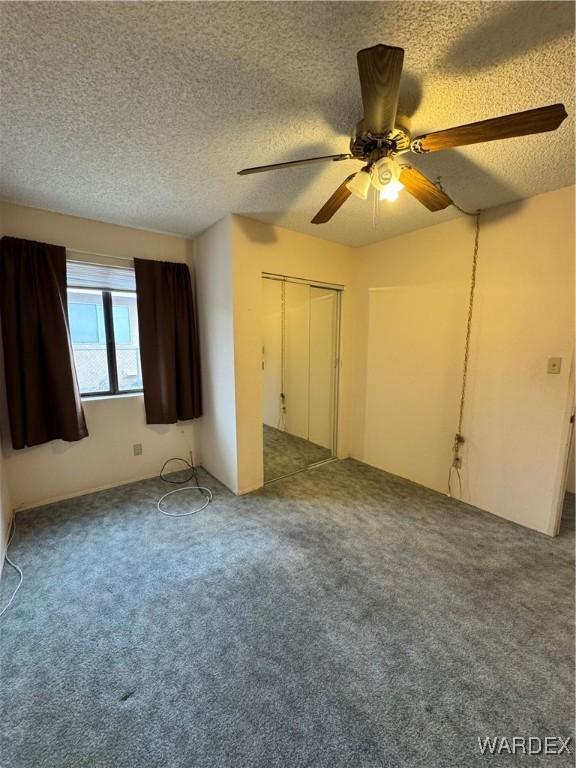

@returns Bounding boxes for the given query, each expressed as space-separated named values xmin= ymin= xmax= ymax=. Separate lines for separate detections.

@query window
xmin=67 ymin=261 xmax=143 ymax=396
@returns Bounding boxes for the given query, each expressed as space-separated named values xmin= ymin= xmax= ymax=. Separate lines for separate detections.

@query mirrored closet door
xmin=262 ymin=275 xmax=341 ymax=482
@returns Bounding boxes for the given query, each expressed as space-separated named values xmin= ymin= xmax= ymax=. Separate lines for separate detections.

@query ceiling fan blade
xmin=237 ymin=154 xmax=352 ymax=175
xmin=399 ymin=166 xmax=452 ymax=211
xmin=311 ymin=175 xmax=355 ymax=224
xmin=357 ymin=44 xmax=404 ymax=135
xmin=411 ymin=103 xmax=568 ymax=154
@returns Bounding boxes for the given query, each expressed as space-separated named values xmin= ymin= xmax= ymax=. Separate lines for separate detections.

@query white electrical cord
xmin=157 ymin=457 xmax=213 ymax=517
xmin=0 ymin=513 xmax=23 ymax=618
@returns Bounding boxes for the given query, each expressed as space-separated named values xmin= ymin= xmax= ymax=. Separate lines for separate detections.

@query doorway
xmin=261 ymin=274 xmax=341 ymax=483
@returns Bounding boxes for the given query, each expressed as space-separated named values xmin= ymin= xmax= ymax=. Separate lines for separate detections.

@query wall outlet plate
xmin=547 ymin=357 xmax=562 ymax=374
xmin=133 ymin=443 xmax=143 ymax=456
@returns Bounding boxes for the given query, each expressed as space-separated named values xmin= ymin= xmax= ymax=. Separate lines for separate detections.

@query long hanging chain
xmin=433 ymin=177 xmax=484 ymax=498
xmin=456 ymin=212 xmax=481 ymax=437
xmin=278 ymin=280 xmax=287 ymax=431
xmin=448 ymin=209 xmax=481 ymax=498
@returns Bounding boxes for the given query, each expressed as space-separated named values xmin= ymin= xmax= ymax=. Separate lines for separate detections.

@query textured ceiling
xmin=0 ymin=1 xmax=574 ymax=247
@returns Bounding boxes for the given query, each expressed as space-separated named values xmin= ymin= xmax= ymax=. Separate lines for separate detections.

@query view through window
xmin=67 ymin=286 xmax=143 ymax=396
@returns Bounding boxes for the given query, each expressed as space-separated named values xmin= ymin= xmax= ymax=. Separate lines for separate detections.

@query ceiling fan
xmin=237 ymin=44 xmax=567 ymax=224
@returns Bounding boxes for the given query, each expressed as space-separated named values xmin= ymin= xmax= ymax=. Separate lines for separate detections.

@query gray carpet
xmin=0 ymin=462 xmax=573 ymax=768
xmin=263 ymin=424 xmax=332 ymax=482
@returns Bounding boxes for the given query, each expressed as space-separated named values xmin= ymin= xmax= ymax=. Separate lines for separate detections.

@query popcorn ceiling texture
xmin=0 ymin=1 xmax=573 ymax=246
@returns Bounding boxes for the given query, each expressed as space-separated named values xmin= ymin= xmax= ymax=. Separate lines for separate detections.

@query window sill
xmin=81 ymin=392 xmax=143 ymax=403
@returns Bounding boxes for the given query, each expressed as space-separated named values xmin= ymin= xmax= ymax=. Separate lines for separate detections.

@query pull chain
xmin=436 ymin=178 xmax=482 ymax=498
xmin=278 ymin=280 xmax=287 ymax=431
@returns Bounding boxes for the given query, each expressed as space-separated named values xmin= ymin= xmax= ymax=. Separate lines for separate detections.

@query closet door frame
xmin=262 ymin=272 xmax=343 ymax=463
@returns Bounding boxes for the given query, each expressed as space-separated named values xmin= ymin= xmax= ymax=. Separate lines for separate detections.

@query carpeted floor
xmin=263 ymin=424 xmax=333 ymax=481
xmin=0 ymin=462 xmax=574 ymax=768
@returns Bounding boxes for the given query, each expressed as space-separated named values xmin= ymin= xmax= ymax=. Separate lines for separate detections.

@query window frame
xmin=68 ymin=284 xmax=143 ymax=399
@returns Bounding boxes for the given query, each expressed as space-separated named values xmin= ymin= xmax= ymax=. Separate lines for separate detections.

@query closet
xmin=261 ymin=274 xmax=341 ymax=482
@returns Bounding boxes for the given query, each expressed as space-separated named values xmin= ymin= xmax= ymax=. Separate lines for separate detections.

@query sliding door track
xmin=263 ymin=456 xmax=339 ymax=485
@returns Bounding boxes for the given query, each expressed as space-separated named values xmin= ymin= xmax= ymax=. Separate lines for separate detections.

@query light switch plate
xmin=133 ymin=443 xmax=143 ymax=456
xmin=547 ymin=357 xmax=562 ymax=374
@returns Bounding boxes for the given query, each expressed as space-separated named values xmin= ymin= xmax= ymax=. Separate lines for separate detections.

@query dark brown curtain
xmin=134 ymin=259 xmax=202 ymax=424
xmin=0 ymin=236 xmax=88 ymax=449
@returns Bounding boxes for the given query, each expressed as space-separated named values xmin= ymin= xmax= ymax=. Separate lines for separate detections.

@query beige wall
xmin=194 ymin=217 xmax=239 ymax=493
xmin=1 ymin=201 xmax=188 ymax=262
xmin=5 ymin=396 xmax=195 ymax=509
xmin=350 ymin=186 xmax=575 ymax=535
xmin=0 ymin=202 xmax=196 ymax=510
xmin=231 ymin=215 xmax=358 ymax=493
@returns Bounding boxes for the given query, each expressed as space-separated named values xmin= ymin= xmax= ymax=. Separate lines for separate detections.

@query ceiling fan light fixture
xmin=346 ymin=169 xmax=371 ymax=200
xmin=371 ymin=157 xmax=404 ymax=203
xmin=379 ymin=179 xmax=404 ymax=202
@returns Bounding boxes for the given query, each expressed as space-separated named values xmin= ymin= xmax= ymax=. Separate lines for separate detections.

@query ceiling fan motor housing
xmin=350 ymin=122 xmax=411 ymax=162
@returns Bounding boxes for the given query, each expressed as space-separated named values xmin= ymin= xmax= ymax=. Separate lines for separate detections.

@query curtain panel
xmin=0 ymin=236 xmax=88 ymax=449
xmin=134 ymin=259 xmax=202 ymax=424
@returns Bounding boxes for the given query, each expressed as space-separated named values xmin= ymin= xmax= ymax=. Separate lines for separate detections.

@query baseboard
xmin=0 ymin=507 xmax=15 ymax=581
xmin=13 ymin=470 xmax=165 ymax=512
xmin=347 ymin=454 xmax=555 ymax=537
xmin=237 ymin=481 xmax=264 ymax=495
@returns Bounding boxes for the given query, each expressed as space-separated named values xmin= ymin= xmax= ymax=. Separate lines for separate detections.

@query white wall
xmin=0 ymin=201 xmax=197 ymax=510
xmin=194 ymin=217 xmax=239 ymax=493
xmin=350 ymin=186 xmax=575 ymax=535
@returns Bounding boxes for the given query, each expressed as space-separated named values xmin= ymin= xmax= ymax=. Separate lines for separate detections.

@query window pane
xmin=69 ymin=302 xmax=99 ymax=343
xmin=111 ymin=292 xmax=142 ymax=391
xmin=68 ymin=289 xmax=110 ymax=394
xmin=112 ymin=305 xmax=131 ymax=344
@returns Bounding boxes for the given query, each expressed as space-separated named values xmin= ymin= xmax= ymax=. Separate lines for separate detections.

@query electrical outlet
xmin=547 ymin=357 xmax=562 ymax=374
xmin=133 ymin=443 xmax=143 ymax=456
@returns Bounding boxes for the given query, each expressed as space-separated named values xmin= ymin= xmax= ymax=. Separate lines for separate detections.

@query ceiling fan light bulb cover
xmin=379 ymin=180 xmax=404 ymax=202
xmin=372 ymin=157 xmax=401 ymax=191
xmin=346 ymin=170 xmax=371 ymax=200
